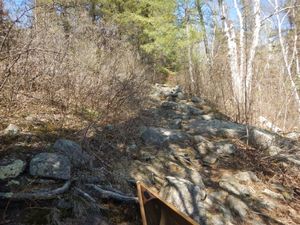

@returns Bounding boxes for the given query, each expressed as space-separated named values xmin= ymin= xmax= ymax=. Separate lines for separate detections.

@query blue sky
xmin=4 ymin=0 xmax=290 ymax=30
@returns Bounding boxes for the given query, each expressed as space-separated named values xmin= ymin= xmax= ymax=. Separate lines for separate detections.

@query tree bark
xmin=185 ymin=2 xmax=195 ymax=93
xmin=195 ymin=0 xmax=209 ymax=58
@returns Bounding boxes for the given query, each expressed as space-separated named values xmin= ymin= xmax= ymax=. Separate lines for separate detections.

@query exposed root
xmin=86 ymin=184 xmax=138 ymax=203
xmin=0 ymin=181 xmax=71 ymax=200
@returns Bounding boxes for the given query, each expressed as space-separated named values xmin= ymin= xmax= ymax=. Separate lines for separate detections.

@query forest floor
xmin=0 ymin=84 xmax=300 ymax=225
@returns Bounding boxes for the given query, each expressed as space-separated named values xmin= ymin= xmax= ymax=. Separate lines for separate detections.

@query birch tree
xmin=183 ymin=0 xmax=196 ymax=93
xmin=266 ymin=0 xmax=300 ymax=122
xmin=221 ymin=0 xmax=261 ymax=120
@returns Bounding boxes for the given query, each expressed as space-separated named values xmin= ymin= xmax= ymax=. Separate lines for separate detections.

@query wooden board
xmin=136 ymin=181 xmax=200 ymax=225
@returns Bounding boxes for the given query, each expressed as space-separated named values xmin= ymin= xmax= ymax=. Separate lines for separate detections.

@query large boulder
xmin=248 ymin=128 xmax=276 ymax=149
xmin=30 ymin=153 xmax=71 ymax=180
xmin=53 ymin=139 xmax=92 ymax=168
xmin=0 ymin=159 xmax=26 ymax=180
xmin=141 ymin=127 xmax=190 ymax=146
xmin=160 ymin=176 xmax=206 ymax=224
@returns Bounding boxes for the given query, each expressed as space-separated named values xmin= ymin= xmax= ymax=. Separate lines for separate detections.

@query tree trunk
xmin=185 ymin=3 xmax=195 ymax=93
xmin=195 ymin=0 xmax=209 ymax=58
xmin=245 ymin=0 xmax=261 ymax=113
xmin=273 ymin=0 xmax=300 ymax=122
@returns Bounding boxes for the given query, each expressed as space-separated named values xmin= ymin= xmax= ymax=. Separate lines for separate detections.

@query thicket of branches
xmin=0 ymin=1 xmax=150 ymax=123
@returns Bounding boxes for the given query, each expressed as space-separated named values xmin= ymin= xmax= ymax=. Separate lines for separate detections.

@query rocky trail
xmin=1 ymin=84 xmax=300 ymax=225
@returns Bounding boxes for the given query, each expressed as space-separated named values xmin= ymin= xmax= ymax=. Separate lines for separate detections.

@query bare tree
xmin=266 ymin=0 xmax=300 ymax=122
xmin=221 ymin=0 xmax=261 ymax=121
xmin=185 ymin=0 xmax=196 ymax=93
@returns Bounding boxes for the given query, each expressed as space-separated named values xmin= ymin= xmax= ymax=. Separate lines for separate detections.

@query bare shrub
xmin=0 ymin=2 xmax=150 ymax=124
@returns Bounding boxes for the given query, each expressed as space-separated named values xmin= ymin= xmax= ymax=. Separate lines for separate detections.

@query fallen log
xmin=86 ymin=184 xmax=138 ymax=203
xmin=0 ymin=181 xmax=71 ymax=200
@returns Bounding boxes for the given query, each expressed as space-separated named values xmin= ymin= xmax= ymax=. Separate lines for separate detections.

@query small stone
xmin=258 ymin=198 xmax=277 ymax=209
xmin=6 ymin=180 xmax=20 ymax=187
xmin=187 ymin=105 xmax=204 ymax=116
xmin=234 ymin=171 xmax=260 ymax=183
xmin=177 ymin=92 xmax=185 ymax=100
xmin=0 ymin=159 xmax=26 ymax=180
xmin=126 ymin=144 xmax=138 ymax=152
xmin=262 ymin=189 xmax=284 ymax=200
xmin=226 ymin=195 xmax=248 ymax=218
xmin=267 ymin=146 xmax=282 ymax=156
xmin=4 ymin=124 xmax=20 ymax=135
xmin=140 ymin=150 xmax=155 ymax=161
xmin=203 ymin=154 xmax=218 ymax=164
xmin=196 ymin=143 xmax=208 ymax=155
xmin=25 ymin=115 xmax=43 ymax=125
xmin=189 ymin=170 xmax=205 ymax=188
xmin=170 ymin=119 xmax=182 ymax=129
xmin=161 ymin=101 xmax=178 ymax=110
xmin=286 ymin=132 xmax=300 ymax=140
xmin=215 ymin=141 xmax=236 ymax=155
xmin=30 ymin=153 xmax=71 ymax=180
xmin=207 ymin=191 xmax=229 ymax=203
xmin=193 ymin=135 xmax=209 ymax=143
xmin=191 ymin=96 xmax=201 ymax=103
xmin=201 ymin=114 xmax=215 ymax=120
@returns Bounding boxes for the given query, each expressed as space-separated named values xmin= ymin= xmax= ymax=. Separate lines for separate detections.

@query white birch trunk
xmin=222 ymin=3 xmax=244 ymax=105
xmin=186 ymin=12 xmax=195 ymax=92
xmin=234 ymin=0 xmax=245 ymax=94
xmin=273 ymin=0 xmax=300 ymax=121
xmin=245 ymin=0 xmax=261 ymax=99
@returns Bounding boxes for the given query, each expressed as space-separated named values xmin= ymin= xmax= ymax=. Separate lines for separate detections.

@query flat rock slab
xmin=0 ymin=159 xmax=26 ymax=180
xmin=219 ymin=171 xmax=259 ymax=197
xmin=53 ymin=139 xmax=92 ymax=168
xmin=186 ymin=119 xmax=246 ymax=139
xmin=141 ymin=127 xmax=190 ymax=146
xmin=30 ymin=153 xmax=71 ymax=180
xmin=160 ymin=176 xmax=207 ymax=224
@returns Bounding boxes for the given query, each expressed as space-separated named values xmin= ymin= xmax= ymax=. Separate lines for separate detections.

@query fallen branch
xmin=86 ymin=184 xmax=138 ymax=203
xmin=0 ymin=181 xmax=71 ymax=200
